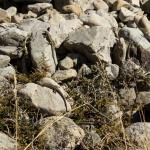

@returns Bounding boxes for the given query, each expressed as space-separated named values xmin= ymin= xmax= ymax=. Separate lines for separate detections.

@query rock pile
xmin=1 ymin=0 xmax=150 ymax=149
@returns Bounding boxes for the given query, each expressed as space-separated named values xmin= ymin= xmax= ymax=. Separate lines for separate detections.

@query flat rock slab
xmin=27 ymin=3 xmax=52 ymax=14
xmin=19 ymin=83 xmax=71 ymax=115
xmin=48 ymin=13 xmax=83 ymax=48
xmin=0 ymin=46 xmax=21 ymax=59
xmin=64 ymin=26 xmax=116 ymax=63
xmin=0 ymin=25 xmax=29 ymax=47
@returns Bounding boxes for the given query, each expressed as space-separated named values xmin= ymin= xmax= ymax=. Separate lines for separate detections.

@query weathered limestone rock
xmin=30 ymin=28 xmax=57 ymax=74
xmin=0 ymin=25 xmax=29 ymax=47
xmin=19 ymin=83 xmax=71 ymax=115
xmin=97 ymin=10 xmax=118 ymax=30
xmin=52 ymin=69 xmax=77 ymax=81
xmin=119 ymin=27 xmax=150 ymax=71
xmin=39 ymin=116 xmax=85 ymax=149
xmin=0 ymin=46 xmax=22 ymax=59
xmin=48 ymin=12 xmax=83 ymax=48
xmin=126 ymin=123 xmax=150 ymax=149
xmin=27 ymin=3 xmax=52 ymax=14
xmin=80 ymin=11 xmax=111 ymax=27
xmin=19 ymin=19 xmax=57 ymax=74
xmin=19 ymin=18 xmax=45 ymax=32
xmin=64 ymin=26 xmax=116 ymax=63
xmin=0 ymin=132 xmax=17 ymax=150
xmin=119 ymin=27 xmax=150 ymax=49
xmin=93 ymin=0 xmax=109 ymax=12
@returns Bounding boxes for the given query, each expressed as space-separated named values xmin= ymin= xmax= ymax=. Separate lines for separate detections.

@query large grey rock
xmin=93 ymin=0 xmax=109 ymax=12
xmin=39 ymin=116 xmax=85 ymax=150
xmin=48 ymin=11 xmax=82 ymax=48
xmin=119 ymin=27 xmax=150 ymax=71
xmin=79 ymin=11 xmax=112 ymax=27
xmin=19 ymin=18 xmax=44 ymax=32
xmin=0 ymin=132 xmax=16 ymax=150
xmin=30 ymin=28 xmax=57 ymax=74
xmin=126 ymin=123 xmax=150 ymax=149
xmin=0 ymin=46 xmax=21 ymax=59
xmin=27 ymin=3 xmax=52 ymax=14
xmin=64 ymin=26 xmax=116 ymax=63
xmin=0 ymin=25 xmax=29 ymax=47
xmin=0 ymin=55 xmax=10 ymax=68
xmin=21 ymin=19 xmax=56 ymax=74
xmin=97 ymin=10 xmax=118 ymax=30
xmin=119 ymin=27 xmax=150 ymax=50
xmin=19 ymin=19 xmax=58 ymax=74
xmin=19 ymin=83 xmax=71 ymax=115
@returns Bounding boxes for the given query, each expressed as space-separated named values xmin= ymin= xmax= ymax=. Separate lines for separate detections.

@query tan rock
xmin=113 ymin=0 xmax=131 ymax=11
xmin=0 ymin=8 xmax=11 ymax=23
xmin=63 ymin=4 xmax=83 ymax=16
xmin=93 ymin=0 xmax=109 ymax=12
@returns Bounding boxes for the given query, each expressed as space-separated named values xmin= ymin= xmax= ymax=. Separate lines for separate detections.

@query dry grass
xmin=1 ymin=61 xmax=150 ymax=149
